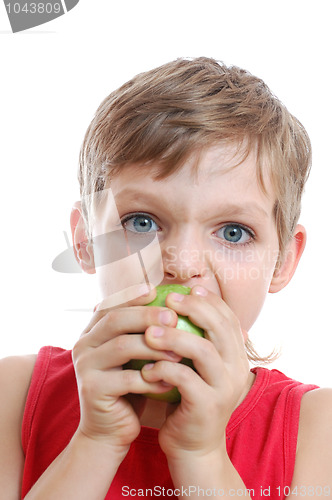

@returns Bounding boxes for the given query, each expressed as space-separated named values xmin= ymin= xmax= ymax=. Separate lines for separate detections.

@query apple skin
xmin=124 ymin=284 xmax=204 ymax=403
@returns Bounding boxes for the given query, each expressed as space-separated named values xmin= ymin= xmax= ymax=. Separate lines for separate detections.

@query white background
xmin=0 ymin=0 xmax=331 ymax=387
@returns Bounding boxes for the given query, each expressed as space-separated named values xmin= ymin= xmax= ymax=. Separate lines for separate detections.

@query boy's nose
xmin=162 ymin=239 xmax=210 ymax=283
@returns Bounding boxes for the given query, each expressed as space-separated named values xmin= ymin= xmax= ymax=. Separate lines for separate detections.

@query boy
xmin=1 ymin=57 xmax=331 ymax=499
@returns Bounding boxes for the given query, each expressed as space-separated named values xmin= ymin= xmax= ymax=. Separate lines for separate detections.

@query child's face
xmin=92 ymin=143 xmax=282 ymax=332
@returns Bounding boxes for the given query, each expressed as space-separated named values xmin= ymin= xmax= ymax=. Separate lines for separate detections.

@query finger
xmin=95 ymin=367 xmax=177 ymax=398
xmin=84 ymin=332 xmax=182 ymax=370
xmin=145 ymin=325 xmax=224 ymax=388
xmin=165 ymin=285 xmax=245 ymax=363
xmin=81 ymin=285 xmax=158 ymax=336
xmin=79 ymin=305 xmax=178 ymax=350
xmin=141 ymin=360 xmax=207 ymax=402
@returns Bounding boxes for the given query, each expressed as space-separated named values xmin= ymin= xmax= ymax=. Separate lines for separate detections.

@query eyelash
xmin=120 ymin=212 xmax=160 ymax=233
xmin=214 ymin=223 xmax=256 ymax=247
xmin=120 ymin=212 xmax=256 ymax=246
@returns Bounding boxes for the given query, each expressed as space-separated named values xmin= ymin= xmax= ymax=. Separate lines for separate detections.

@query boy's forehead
xmin=109 ymin=142 xmax=273 ymax=194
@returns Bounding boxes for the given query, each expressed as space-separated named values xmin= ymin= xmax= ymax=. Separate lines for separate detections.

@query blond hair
xmin=78 ymin=57 xmax=312 ymax=364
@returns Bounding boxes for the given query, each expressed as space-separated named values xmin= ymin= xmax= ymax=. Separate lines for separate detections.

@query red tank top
xmin=21 ymin=347 xmax=318 ymax=499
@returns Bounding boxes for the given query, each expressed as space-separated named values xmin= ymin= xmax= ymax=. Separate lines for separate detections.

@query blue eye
xmin=122 ymin=213 xmax=159 ymax=233
xmin=216 ymin=224 xmax=253 ymax=244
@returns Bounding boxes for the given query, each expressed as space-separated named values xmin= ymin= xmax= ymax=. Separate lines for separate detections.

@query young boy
xmin=1 ymin=57 xmax=331 ymax=499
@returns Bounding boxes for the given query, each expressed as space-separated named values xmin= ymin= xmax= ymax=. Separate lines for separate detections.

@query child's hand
xmin=141 ymin=285 xmax=250 ymax=461
xmin=71 ymin=286 xmax=179 ymax=456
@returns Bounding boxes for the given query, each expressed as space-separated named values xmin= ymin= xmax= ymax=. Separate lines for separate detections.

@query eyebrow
xmin=113 ymin=187 xmax=270 ymax=220
xmin=113 ymin=188 xmax=163 ymax=208
xmin=214 ymin=203 xmax=270 ymax=220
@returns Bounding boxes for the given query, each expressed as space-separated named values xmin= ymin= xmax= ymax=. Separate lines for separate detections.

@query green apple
xmin=124 ymin=284 xmax=204 ymax=403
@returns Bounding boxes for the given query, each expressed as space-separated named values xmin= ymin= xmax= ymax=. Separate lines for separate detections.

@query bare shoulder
xmin=300 ymin=386 xmax=332 ymax=418
xmin=0 ymin=352 xmax=37 ymax=374
xmin=290 ymin=388 xmax=332 ymax=492
xmin=0 ymin=353 xmax=37 ymax=426
xmin=298 ymin=387 xmax=332 ymax=443
xmin=0 ymin=353 xmax=37 ymax=404
xmin=0 ymin=354 xmax=37 ymax=498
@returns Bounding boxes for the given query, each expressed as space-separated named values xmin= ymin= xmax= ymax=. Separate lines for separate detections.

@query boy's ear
xmin=269 ymin=224 xmax=306 ymax=293
xmin=70 ymin=201 xmax=96 ymax=274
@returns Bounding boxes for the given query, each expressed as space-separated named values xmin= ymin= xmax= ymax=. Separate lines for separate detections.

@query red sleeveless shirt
xmin=21 ymin=347 xmax=318 ymax=499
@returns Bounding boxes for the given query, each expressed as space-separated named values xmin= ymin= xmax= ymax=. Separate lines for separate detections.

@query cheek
xmin=214 ymin=254 xmax=276 ymax=330
xmin=93 ymin=232 xmax=164 ymax=308
xmin=94 ymin=257 xmax=147 ymax=308
xmin=228 ymin=282 xmax=267 ymax=331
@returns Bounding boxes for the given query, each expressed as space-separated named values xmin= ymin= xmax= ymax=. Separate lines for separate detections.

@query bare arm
xmin=23 ymin=430 xmax=128 ymax=500
xmin=0 ymin=354 xmax=126 ymax=500
xmin=167 ymin=448 xmax=252 ymax=498
xmin=0 ymin=354 xmax=36 ymax=499
xmin=287 ymin=388 xmax=332 ymax=498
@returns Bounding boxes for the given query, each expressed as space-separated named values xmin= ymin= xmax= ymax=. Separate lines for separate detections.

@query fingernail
xmin=165 ymin=351 xmax=181 ymax=360
xmin=193 ymin=286 xmax=208 ymax=296
xmin=170 ymin=293 xmax=184 ymax=302
xmin=152 ymin=326 xmax=164 ymax=337
xmin=161 ymin=381 xmax=173 ymax=388
xmin=159 ymin=310 xmax=173 ymax=325
xmin=143 ymin=363 xmax=154 ymax=370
